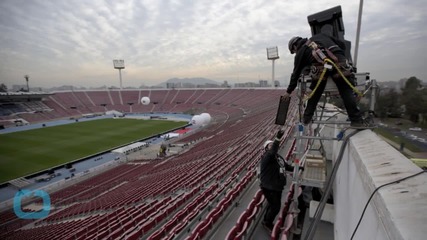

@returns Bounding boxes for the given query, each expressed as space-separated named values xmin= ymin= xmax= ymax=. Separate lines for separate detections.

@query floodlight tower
xmin=113 ymin=60 xmax=125 ymax=89
xmin=24 ymin=75 xmax=29 ymax=92
xmin=266 ymin=47 xmax=279 ymax=87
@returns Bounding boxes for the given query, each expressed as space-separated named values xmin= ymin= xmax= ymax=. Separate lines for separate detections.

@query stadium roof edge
xmin=0 ymin=92 xmax=53 ymax=102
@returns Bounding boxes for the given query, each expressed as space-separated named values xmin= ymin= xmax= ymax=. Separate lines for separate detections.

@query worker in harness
xmin=283 ymin=33 xmax=369 ymax=128
xmin=259 ymin=129 xmax=294 ymax=232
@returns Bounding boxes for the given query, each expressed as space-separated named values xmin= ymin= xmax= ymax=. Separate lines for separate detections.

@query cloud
xmin=0 ymin=0 xmax=426 ymax=89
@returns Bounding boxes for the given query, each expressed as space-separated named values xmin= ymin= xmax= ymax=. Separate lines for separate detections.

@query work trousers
xmin=261 ymin=187 xmax=282 ymax=226
xmin=303 ymin=75 xmax=362 ymax=124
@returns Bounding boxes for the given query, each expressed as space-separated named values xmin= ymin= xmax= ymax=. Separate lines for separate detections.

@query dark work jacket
xmin=286 ymin=33 xmax=347 ymax=94
xmin=259 ymin=139 xmax=287 ymax=192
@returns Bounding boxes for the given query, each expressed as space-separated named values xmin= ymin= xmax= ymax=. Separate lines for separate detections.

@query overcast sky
xmin=0 ymin=0 xmax=426 ymax=88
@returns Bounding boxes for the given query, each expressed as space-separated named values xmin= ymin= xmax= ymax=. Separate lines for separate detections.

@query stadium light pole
xmin=24 ymin=75 xmax=29 ymax=92
xmin=113 ymin=60 xmax=125 ymax=89
xmin=266 ymin=47 xmax=279 ymax=87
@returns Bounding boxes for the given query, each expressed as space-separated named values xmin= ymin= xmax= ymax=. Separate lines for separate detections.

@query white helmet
xmin=263 ymin=140 xmax=273 ymax=150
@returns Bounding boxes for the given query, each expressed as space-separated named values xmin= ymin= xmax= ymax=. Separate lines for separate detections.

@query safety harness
xmin=306 ymin=40 xmax=338 ymax=64
xmin=304 ymin=40 xmax=363 ymax=100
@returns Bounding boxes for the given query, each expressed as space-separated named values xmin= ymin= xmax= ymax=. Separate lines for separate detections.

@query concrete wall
xmin=328 ymin=129 xmax=427 ymax=240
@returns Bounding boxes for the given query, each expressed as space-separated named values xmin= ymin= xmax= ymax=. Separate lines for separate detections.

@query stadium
xmin=1 ymin=3 xmax=426 ymax=240
xmin=1 ymin=88 xmax=292 ymax=239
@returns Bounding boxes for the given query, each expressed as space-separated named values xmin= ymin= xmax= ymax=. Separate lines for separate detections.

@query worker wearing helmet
xmin=259 ymin=129 xmax=293 ymax=232
xmin=283 ymin=33 xmax=368 ymax=128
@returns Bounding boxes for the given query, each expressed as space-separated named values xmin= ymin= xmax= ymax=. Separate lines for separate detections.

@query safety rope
xmin=324 ymin=59 xmax=363 ymax=97
xmin=304 ymin=66 xmax=328 ymax=101
xmin=304 ymin=58 xmax=364 ymax=101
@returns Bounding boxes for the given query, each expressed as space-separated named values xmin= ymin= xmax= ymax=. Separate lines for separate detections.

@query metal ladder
xmin=287 ymin=75 xmax=350 ymax=239
xmin=286 ymin=73 xmax=378 ymax=239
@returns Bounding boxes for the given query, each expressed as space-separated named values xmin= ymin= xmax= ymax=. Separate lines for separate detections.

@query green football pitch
xmin=0 ymin=118 xmax=187 ymax=183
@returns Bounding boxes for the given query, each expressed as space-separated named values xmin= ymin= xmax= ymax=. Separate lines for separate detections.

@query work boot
xmin=350 ymin=119 xmax=375 ymax=129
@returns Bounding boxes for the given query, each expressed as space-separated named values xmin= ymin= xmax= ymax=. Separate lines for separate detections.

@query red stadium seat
xmin=124 ymin=227 xmax=143 ymax=240
xmin=234 ymin=221 xmax=248 ymax=240
xmin=147 ymin=228 xmax=164 ymax=240
xmin=225 ymin=226 xmax=238 ymax=240
xmin=108 ymin=227 xmax=124 ymax=240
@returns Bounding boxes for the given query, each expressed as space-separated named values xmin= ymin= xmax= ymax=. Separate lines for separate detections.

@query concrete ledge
xmin=334 ymin=129 xmax=427 ymax=240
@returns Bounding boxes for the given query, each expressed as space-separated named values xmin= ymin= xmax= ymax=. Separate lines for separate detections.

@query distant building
xmin=11 ymin=85 xmax=28 ymax=92
xmin=166 ymin=82 xmax=176 ymax=89
xmin=234 ymin=82 xmax=259 ymax=88
xmin=221 ymin=81 xmax=230 ymax=88
xmin=198 ymin=83 xmax=220 ymax=88
xmin=259 ymin=80 xmax=268 ymax=87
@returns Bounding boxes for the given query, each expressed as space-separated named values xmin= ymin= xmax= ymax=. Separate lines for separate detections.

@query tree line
xmin=0 ymin=83 xmax=7 ymax=92
xmin=376 ymin=76 xmax=427 ymax=123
